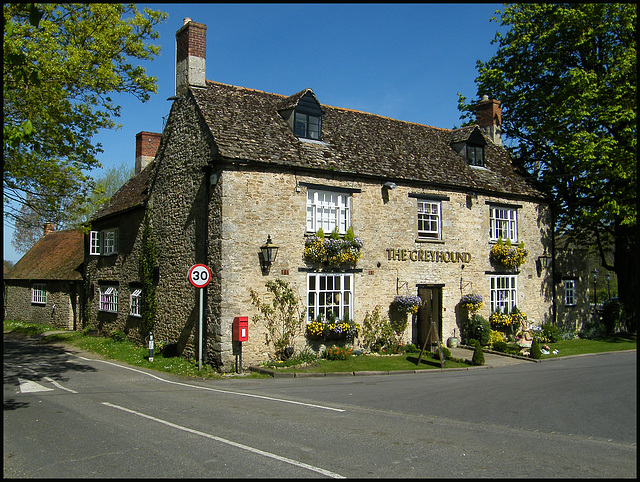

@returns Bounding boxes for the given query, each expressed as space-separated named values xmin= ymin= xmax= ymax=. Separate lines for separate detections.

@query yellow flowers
xmin=304 ymin=228 xmax=363 ymax=267
xmin=306 ymin=320 xmax=360 ymax=340
xmin=490 ymin=238 xmax=528 ymax=270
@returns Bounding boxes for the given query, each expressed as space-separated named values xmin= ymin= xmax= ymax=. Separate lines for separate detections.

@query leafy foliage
xmin=139 ymin=215 xmax=157 ymax=336
xmin=459 ymin=3 xmax=637 ymax=324
xmin=250 ymin=279 xmax=306 ymax=358
xmin=489 ymin=238 xmax=528 ymax=269
xmin=3 ymin=4 xmax=167 ymax=234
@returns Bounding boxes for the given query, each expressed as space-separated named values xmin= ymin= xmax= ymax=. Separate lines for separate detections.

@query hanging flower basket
xmin=459 ymin=293 xmax=483 ymax=313
xmin=304 ymin=227 xmax=363 ymax=267
xmin=391 ymin=295 xmax=422 ymax=314
xmin=490 ymin=238 xmax=528 ymax=270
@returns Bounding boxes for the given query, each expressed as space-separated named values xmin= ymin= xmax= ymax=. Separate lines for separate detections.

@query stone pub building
xmin=84 ymin=18 xmax=553 ymax=371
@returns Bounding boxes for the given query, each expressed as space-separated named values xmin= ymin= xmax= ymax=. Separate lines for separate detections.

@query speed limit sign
xmin=188 ymin=264 xmax=212 ymax=288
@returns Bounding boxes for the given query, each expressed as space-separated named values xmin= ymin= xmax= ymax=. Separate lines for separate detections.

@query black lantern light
xmin=260 ymin=235 xmax=279 ymax=273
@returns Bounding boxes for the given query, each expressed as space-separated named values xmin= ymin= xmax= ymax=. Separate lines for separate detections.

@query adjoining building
xmin=4 ymin=224 xmax=84 ymax=330
xmin=83 ymin=18 xmax=554 ymax=371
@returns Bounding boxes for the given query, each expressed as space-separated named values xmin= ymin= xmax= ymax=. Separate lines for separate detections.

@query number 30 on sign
xmin=188 ymin=264 xmax=212 ymax=288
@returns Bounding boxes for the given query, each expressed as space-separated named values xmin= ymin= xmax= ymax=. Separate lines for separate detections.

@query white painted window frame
xmin=306 ymin=189 xmax=351 ymax=235
xmin=307 ymin=272 xmax=354 ymax=323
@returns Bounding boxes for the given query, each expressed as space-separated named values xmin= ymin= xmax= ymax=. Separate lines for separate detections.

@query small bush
xmin=109 ymin=330 xmax=126 ymax=342
xmin=471 ymin=342 xmax=485 ymax=366
xmin=530 ymin=338 xmax=542 ymax=359
xmin=401 ymin=343 xmax=418 ymax=354
xmin=323 ymin=345 xmax=353 ymax=361
xmin=431 ymin=346 xmax=452 ymax=361
xmin=466 ymin=314 xmax=491 ymax=346
xmin=539 ymin=323 xmax=562 ymax=343
xmin=492 ymin=341 xmax=509 ymax=353
xmin=488 ymin=329 xmax=506 ymax=348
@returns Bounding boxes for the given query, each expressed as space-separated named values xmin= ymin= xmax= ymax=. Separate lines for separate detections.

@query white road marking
xmin=44 ymin=376 xmax=78 ymax=393
xmin=18 ymin=378 xmax=54 ymax=393
xmin=71 ymin=354 xmax=344 ymax=412
xmin=102 ymin=402 xmax=345 ymax=479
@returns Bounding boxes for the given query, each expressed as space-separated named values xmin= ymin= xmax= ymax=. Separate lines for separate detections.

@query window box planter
xmin=490 ymin=237 xmax=528 ymax=270
xmin=306 ymin=319 xmax=360 ymax=341
xmin=304 ymin=228 xmax=363 ymax=268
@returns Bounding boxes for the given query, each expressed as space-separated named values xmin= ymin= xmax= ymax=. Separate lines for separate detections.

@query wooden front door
xmin=416 ymin=286 xmax=442 ymax=349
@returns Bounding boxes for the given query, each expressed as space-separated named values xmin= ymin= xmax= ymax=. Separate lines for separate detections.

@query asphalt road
xmin=3 ymin=335 xmax=636 ymax=478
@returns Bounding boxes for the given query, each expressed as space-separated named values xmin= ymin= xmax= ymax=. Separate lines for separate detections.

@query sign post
xmin=188 ymin=264 xmax=212 ymax=371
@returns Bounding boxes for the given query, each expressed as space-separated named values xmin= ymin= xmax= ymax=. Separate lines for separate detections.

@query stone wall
xmin=216 ymin=165 xmax=553 ymax=368
xmin=5 ymin=281 xmax=80 ymax=330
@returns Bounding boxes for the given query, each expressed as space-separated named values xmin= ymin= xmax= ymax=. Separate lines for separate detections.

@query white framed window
xmin=307 ymin=273 xmax=354 ymax=322
xmin=99 ymin=285 xmax=118 ymax=313
xmin=306 ymin=189 xmax=351 ymax=234
xmin=90 ymin=231 xmax=100 ymax=255
xmin=90 ymin=228 xmax=119 ymax=256
xmin=417 ymin=200 xmax=441 ymax=239
xmin=130 ymin=289 xmax=142 ymax=317
xmin=489 ymin=206 xmax=518 ymax=242
xmin=490 ymin=274 xmax=518 ymax=313
xmin=32 ymin=283 xmax=47 ymax=304
xmin=564 ymin=279 xmax=576 ymax=307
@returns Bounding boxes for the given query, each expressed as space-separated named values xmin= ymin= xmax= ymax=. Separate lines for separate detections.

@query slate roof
xmin=90 ymin=159 xmax=155 ymax=222
xmin=5 ymin=229 xmax=84 ymax=281
xmin=192 ymin=81 xmax=545 ymax=199
xmin=93 ymin=80 xmax=545 ymax=222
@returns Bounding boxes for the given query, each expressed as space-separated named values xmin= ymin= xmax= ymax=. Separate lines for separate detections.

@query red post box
xmin=233 ymin=316 xmax=249 ymax=342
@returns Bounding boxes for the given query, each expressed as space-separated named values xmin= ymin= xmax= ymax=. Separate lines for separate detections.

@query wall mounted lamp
xmin=383 ymin=181 xmax=397 ymax=190
xmin=260 ymin=235 xmax=279 ymax=274
xmin=536 ymin=252 xmax=553 ymax=276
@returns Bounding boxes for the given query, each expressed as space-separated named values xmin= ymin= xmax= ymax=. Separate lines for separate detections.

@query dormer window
xmin=466 ymin=144 xmax=484 ymax=166
xmin=294 ymin=111 xmax=321 ymax=140
xmin=449 ymin=126 xmax=487 ymax=167
xmin=278 ymin=89 xmax=324 ymax=141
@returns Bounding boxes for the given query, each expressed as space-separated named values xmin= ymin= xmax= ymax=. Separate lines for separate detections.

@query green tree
xmin=459 ymin=4 xmax=637 ymax=327
xmin=3 ymin=3 xmax=167 ymax=233
xmin=11 ymin=161 xmax=135 ymax=254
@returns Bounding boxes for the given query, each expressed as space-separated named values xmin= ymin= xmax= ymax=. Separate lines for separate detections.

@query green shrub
xmin=466 ymin=314 xmax=491 ymax=346
xmin=431 ymin=346 xmax=452 ymax=361
xmin=602 ymin=299 xmax=625 ymax=335
xmin=109 ymin=330 xmax=126 ymax=342
xmin=401 ymin=343 xmax=418 ymax=354
xmin=492 ymin=341 xmax=509 ymax=353
xmin=471 ymin=341 xmax=485 ymax=366
xmin=539 ymin=323 xmax=561 ymax=343
xmin=530 ymin=337 xmax=542 ymax=359
xmin=323 ymin=345 xmax=353 ymax=361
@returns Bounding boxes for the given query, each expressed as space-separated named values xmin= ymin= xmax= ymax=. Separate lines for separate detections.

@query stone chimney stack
xmin=175 ymin=18 xmax=207 ymax=96
xmin=474 ymin=95 xmax=502 ymax=146
xmin=135 ymin=131 xmax=161 ymax=174
xmin=43 ymin=222 xmax=55 ymax=236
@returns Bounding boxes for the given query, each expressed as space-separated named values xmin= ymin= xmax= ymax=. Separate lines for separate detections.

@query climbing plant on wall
xmin=139 ymin=214 xmax=157 ymax=336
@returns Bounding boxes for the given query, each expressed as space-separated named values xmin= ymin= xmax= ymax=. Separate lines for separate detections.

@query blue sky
xmin=4 ymin=3 xmax=506 ymax=263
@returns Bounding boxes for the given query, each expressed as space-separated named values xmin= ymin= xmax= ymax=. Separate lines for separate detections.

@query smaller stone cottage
xmin=4 ymin=225 xmax=84 ymax=330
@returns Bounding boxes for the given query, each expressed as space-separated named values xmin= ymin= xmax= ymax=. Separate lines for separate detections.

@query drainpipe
xmin=202 ymin=166 xmax=211 ymax=364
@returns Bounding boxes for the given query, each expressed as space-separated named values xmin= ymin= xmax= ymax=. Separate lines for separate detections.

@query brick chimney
xmin=474 ymin=95 xmax=502 ymax=146
xmin=135 ymin=131 xmax=161 ymax=174
xmin=43 ymin=222 xmax=55 ymax=236
xmin=175 ymin=18 xmax=207 ymax=96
